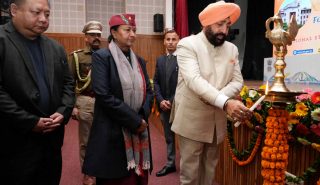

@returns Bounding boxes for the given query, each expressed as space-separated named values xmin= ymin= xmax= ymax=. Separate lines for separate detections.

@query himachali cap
xmin=198 ymin=1 xmax=241 ymax=27
xmin=109 ymin=14 xmax=136 ymax=27
xmin=82 ymin=21 xmax=103 ymax=34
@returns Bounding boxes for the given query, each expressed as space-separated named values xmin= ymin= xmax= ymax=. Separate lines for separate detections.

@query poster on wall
xmin=274 ymin=0 xmax=320 ymax=56
xmin=264 ymin=0 xmax=320 ymax=84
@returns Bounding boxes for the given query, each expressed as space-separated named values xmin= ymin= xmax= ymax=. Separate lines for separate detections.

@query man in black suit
xmin=153 ymin=29 xmax=180 ymax=177
xmin=0 ymin=0 xmax=75 ymax=185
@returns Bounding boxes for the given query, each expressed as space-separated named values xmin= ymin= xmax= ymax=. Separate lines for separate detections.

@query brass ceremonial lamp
xmin=260 ymin=13 xmax=305 ymax=185
xmin=264 ymin=13 xmax=302 ymax=103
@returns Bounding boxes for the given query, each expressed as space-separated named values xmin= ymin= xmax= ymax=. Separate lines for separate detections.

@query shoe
xmin=83 ymin=174 xmax=96 ymax=185
xmin=156 ymin=166 xmax=176 ymax=177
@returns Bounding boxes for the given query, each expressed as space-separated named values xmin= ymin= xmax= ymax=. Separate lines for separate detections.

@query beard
xmin=204 ymin=27 xmax=227 ymax=47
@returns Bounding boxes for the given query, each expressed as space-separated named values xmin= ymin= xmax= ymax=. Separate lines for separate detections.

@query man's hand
xmin=160 ymin=100 xmax=171 ymax=112
xmin=71 ymin=107 xmax=79 ymax=120
xmin=34 ymin=112 xmax=64 ymax=134
xmin=136 ymin=119 xmax=148 ymax=134
xmin=32 ymin=117 xmax=60 ymax=134
xmin=50 ymin=112 xmax=64 ymax=124
xmin=225 ymin=99 xmax=252 ymax=122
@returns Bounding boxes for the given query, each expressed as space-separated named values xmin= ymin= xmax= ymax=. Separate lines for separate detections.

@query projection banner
xmin=264 ymin=0 xmax=320 ymax=84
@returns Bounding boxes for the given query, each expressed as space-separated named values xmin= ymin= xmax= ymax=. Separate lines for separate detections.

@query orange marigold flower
xmin=295 ymin=102 xmax=308 ymax=117
xmin=289 ymin=112 xmax=299 ymax=119
xmin=254 ymin=112 xmax=263 ymax=123
xmin=311 ymin=92 xmax=320 ymax=105
xmin=276 ymin=153 xmax=282 ymax=160
xmin=288 ymin=119 xmax=299 ymax=125
xmin=278 ymin=146 xmax=284 ymax=153
xmin=272 ymin=147 xmax=278 ymax=153
xmin=246 ymin=98 xmax=253 ymax=108
xmin=274 ymin=140 xmax=280 ymax=147
xmin=275 ymin=162 xmax=282 ymax=169
xmin=270 ymin=162 xmax=276 ymax=169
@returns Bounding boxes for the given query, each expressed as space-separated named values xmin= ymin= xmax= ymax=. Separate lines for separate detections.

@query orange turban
xmin=199 ymin=1 xmax=241 ymax=27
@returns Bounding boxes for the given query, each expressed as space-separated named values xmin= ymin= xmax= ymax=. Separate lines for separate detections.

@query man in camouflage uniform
xmin=69 ymin=21 xmax=103 ymax=185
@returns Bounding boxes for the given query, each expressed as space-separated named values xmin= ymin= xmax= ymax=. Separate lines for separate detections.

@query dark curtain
xmin=187 ymin=0 xmax=214 ymax=35
xmin=241 ymin=0 xmax=274 ymax=80
xmin=175 ymin=0 xmax=189 ymax=38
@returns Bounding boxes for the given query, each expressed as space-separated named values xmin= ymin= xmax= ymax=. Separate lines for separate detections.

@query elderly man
xmin=0 ymin=0 xmax=75 ymax=185
xmin=171 ymin=1 xmax=252 ymax=185
xmin=69 ymin=20 xmax=103 ymax=185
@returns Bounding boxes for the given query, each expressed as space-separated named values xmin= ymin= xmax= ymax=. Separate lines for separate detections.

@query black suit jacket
xmin=83 ymin=48 xmax=153 ymax=179
xmin=0 ymin=22 xmax=75 ymax=182
xmin=153 ymin=55 xmax=178 ymax=106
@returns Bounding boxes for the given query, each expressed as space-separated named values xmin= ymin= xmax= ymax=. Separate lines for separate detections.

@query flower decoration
xmin=296 ymin=123 xmax=310 ymax=136
xmin=246 ymin=98 xmax=253 ymax=108
xmin=240 ymin=85 xmax=248 ymax=98
xmin=261 ymin=109 xmax=289 ymax=185
xmin=297 ymin=88 xmax=313 ymax=102
xmin=311 ymin=92 xmax=320 ymax=105
xmin=285 ymin=90 xmax=320 ymax=183
xmin=249 ymin=89 xmax=258 ymax=98
xmin=295 ymin=102 xmax=308 ymax=117
xmin=227 ymin=86 xmax=320 ymax=184
xmin=311 ymin=108 xmax=320 ymax=121
xmin=310 ymin=123 xmax=320 ymax=137
xmin=254 ymin=112 xmax=264 ymax=124
xmin=286 ymin=91 xmax=320 ymax=139
xmin=227 ymin=86 xmax=270 ymax=167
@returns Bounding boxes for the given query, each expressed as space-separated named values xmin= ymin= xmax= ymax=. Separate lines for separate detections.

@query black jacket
xmin=153 ymin=55 xmax=178 ymax=106
xmin=83 ymin=48 xmax=154 ymax=179
xmin=0 ymin=21 xmax=75 ymax=184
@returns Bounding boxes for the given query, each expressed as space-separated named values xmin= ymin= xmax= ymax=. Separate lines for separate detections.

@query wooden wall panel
xmin=45 ymin=33 xmax=164 ymax=78
xmin=131 ymin=34 xmax=165 ymax=78
xmin=45 ymin=33 xmax=86 ymax=54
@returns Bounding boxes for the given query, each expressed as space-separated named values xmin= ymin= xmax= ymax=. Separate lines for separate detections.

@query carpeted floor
xmin=60 ymin=119 xmax=180 ymax=185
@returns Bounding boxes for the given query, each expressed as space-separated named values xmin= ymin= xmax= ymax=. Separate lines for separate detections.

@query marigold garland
xmin=261 ymin=108 xmax=289 ymax=185
xmin=226 ymin=121 xmax=263 ymax=166
xmin=235 ymin=86 xmax=320 ymax=183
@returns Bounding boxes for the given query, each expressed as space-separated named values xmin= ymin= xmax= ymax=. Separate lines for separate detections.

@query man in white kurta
xmin=171 ymin=1 xmax=252 ymax=185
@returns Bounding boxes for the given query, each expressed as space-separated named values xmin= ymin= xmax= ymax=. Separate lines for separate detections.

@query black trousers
xmin=2 ymin=134 xmax=63 ymax=185
xmin=160 ymin=110 xmax=176 ymax=167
